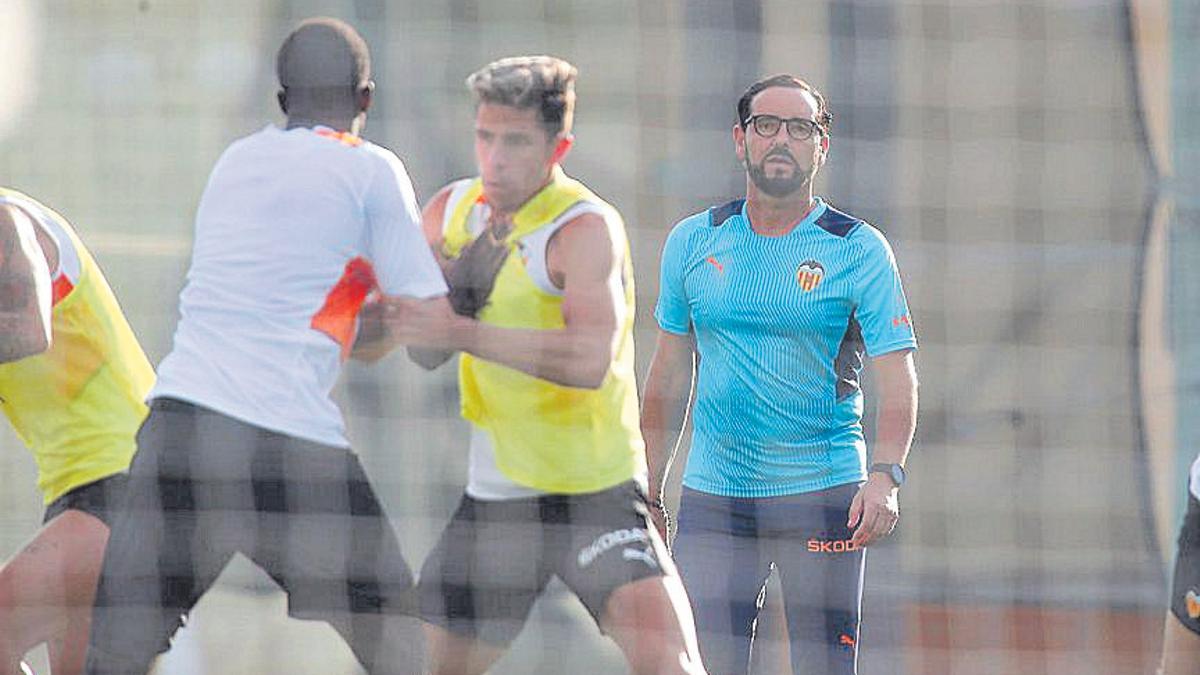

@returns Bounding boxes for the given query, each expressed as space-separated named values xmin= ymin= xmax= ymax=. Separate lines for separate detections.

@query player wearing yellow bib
xmin=381 ymin=56 xmax=706 ymax=675
xmin=0 ymin=188 xmax=153 ymax=675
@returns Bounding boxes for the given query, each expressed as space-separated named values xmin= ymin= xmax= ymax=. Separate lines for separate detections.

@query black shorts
xmin=417 ymin=480 xmax=669 ymax=647
xmin=42 ymin=473 xmax=128 ymax=526
xmin=1169 ymin=490 xmax=1200 ymax=636
xmin=86 ymin=398 xmax=419 ymax=674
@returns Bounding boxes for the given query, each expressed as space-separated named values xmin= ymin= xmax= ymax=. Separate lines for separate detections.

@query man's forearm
xmin=640 ymin=353 xmax=695 ymax=501
xmin=0 ymin=207 xmax=53 ymax=363
xmin=407 ymin=346 xmax=456 ymax=370
xmin=453 ymin=320 xmax=615 ymax=390
xmin=641 ymin=390 xmax=691 ymax=502
xmin=0 ymin=312 xmax=50 ymax=363
xmin=0 ymin=275 xmax=52 ymax=362
xmin=872 ymin=368 xmax=918 ymax=466
xmin=350 ymin=304 xmax=394 ymax=363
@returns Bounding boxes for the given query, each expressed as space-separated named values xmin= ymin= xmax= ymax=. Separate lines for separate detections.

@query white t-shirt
xmin=153 ymin=125 xmax=447 ymax=448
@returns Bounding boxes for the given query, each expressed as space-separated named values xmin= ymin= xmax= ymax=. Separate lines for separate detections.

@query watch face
xmin=872 ymin=463 xmax=904 ymax=486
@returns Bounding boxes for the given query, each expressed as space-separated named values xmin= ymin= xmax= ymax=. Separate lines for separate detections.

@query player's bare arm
xmin=348 ymin=300 xmax=390 ymax=363
xmin=387 ymin=211 xmax=622 ymax=389
xmin=0 ymin=203 xmax=53 ymax=363
xmin=418 ymin=184 xmax=454 ymax=264
xmin=352 ymin=185 xmax=455 ymax=365
xmin=640 ymin=329 xmax=697 ymax=539
xmin=402 ymin=184 xmax=459 ymax=370
xmin=849 ymin=348 xmax=918 ymax=547
xmin=539 ymin=211 xmax=624 ymax=385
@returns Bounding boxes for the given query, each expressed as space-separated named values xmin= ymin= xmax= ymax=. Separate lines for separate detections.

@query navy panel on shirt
xmin=815 ymin=207 xmax=862 ymax=238
xmin=709 ymin=199 xmax=745 ymax=228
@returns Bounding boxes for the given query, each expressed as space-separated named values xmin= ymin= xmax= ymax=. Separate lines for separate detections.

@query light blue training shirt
xmin=655 ymin=197 xmax=917 ymax=498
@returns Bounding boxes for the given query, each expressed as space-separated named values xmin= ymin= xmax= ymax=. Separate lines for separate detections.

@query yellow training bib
xmin=442 ymin=169 xmax=645 ymax=494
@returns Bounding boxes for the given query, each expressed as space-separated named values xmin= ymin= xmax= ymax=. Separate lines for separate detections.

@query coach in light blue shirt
xmin=641 ymin=74 xmax=919 ymax=675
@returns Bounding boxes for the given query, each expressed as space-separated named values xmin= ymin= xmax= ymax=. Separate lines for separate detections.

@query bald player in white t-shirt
xmin=84 ymin=18 xmax=448 ymax=675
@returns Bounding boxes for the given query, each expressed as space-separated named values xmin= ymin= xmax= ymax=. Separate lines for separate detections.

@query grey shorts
xmin=417 ymin=480 xmax=669 ymax=647
xmin=42 ymin=473 xmax=127 ymax=526
xmin=86 ymin=398 xmax=419 ymax=674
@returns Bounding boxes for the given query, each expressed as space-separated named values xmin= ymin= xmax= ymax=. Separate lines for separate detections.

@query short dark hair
xmin=276 ymin=17 xmax=370 ymax=115
xmin=736 ymin=74 xmax=832 ymax=135
xmin=467 ymin=56 xmax=578 ymax=137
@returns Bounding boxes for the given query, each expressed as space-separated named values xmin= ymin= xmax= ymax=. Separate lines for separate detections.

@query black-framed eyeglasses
xmin=743 ymin=114 xmax=822 ymax=141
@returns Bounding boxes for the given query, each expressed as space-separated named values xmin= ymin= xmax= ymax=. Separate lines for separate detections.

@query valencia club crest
xmin=796 ymin=259 xmax=825 ymax=292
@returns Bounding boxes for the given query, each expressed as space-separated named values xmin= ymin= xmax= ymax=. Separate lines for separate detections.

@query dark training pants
xmin=673 ymin=483 xmax=866 ymax=675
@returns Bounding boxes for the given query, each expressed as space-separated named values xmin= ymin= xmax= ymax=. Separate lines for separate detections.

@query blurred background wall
xmin=1 ymin=1 xmax=1195 ymax=673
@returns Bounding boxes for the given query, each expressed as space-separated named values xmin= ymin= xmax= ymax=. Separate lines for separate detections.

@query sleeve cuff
xmin=656 ymin=317 xmax=691 ymax=335
xmin=865 ymin=339 xmax=917 ymax=358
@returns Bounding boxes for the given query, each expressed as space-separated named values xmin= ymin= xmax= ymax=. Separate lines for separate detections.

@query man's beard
xmin=745 ymin=145 xmax=813 ymax=198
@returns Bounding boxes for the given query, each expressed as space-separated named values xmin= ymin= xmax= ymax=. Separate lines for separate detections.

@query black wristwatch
xmin=869 ymin=462 xmax=906 ymax=487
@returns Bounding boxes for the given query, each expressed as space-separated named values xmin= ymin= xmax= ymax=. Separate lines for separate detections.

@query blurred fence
xmin=1 ymin=1 xmax=1196 ymax=673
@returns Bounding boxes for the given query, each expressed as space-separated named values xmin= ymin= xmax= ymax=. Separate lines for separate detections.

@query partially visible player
xmin=384 ymin=55 xmax=706 ymax=675
xmin=1159 ymin=451 xmax=1200 ymax=675
xmin=0 ymin=188 xmax=154 ymax=675
xmin=82 ymin=18 xmax=447 ymax=675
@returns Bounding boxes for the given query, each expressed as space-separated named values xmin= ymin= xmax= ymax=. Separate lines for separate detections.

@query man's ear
xmin=550 ymin=133 xmax=574 ymax=165
xmin=357 ymin=81 xmax=375 ymax=114
xmin=733 ymin=124 xmax=746 ymax=162
xmin=277 ymin=89 xmax=288 ymax=115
